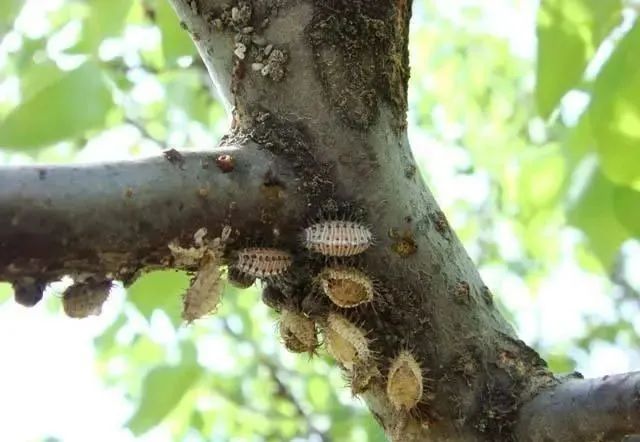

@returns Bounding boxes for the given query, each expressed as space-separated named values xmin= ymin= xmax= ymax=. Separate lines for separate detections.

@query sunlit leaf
xmin=71 ymin=0 xmax=132 ymax=53
xmin=518 ymin=144 xmax=565 ymax=214
xmin=127 ymin=344 xmax=201 ymax=435
xmin=0 ymin=0 xmax=22 ymax=32
xmin=154 ymin=0 xmax=196 ymax=66
xmin=307 ymin=376 xmax=331 ymax=409
xmin=544 ymin=352 xmax=577 ymax=373
xmin=567 ymin=168 xmax=630 ymax=269
xmin=590 ymin=20 xmax=640 ymax=188
xmin=0 ymin=61 xmax=113 ymax=149
xmin=94 ymin=314 xmax=127 ymax=353
xmin=0 ymin=282 xmax=13 ymax=304
xmin=612 ymin=186 xmax=640 ymax=238
xmin=536 ymin=0 xmax=622 ymax=118
xmin=127 ymin=270 xmax=190 ymax=326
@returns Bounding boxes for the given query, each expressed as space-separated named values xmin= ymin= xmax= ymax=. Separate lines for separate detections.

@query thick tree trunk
xmin=1 ymin=1 xmax=638 ymax=440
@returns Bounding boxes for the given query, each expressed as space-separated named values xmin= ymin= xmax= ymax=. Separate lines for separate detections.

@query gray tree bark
xmin=0 ymin=0 xmax=638 ymax=440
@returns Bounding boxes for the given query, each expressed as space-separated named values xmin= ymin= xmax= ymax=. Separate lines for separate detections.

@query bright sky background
xmin=0 ymin=1 xmax=638 ymax=441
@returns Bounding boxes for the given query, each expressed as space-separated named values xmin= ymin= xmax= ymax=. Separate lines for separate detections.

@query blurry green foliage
xmin=536 ymin=0 xmax=622 ymax=118
xmin=0 ymin=61 xmax=112 ymax=149
xmin=0 ymin=0 xmax=639 ymax=440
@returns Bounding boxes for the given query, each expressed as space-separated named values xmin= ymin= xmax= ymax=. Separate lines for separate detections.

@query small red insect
xmin=303 ymin=221 xmax=373 ymax=257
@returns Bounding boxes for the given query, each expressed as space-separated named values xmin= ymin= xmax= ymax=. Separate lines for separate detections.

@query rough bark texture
xmin=1 ymin=0 xmax=639 ymax=441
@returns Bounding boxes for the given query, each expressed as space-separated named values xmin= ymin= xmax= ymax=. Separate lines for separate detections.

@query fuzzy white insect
xmin=303 ymin=221 xmax=373 ymax=257
xmin=235 ymin=248 xmax=292 ymax=278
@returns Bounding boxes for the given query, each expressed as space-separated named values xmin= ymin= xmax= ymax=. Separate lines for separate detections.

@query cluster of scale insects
xmin=229 ymin=219 xmax=426 ymax=419
xmin=55 ymin=218 xmax=426 ymax=424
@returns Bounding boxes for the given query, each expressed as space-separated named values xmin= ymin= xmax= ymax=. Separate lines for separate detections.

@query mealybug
xmin=386 ymin=350 xmax=423 ymax=411
xmin=182 ymin=251 xmax=224 ymax=322
xmin=303 ymin=221 xmax=373 ymax=256
xmin=235 ymin=248 xmax=292 ymax=278
xmin=63 ymin=279 xmax=112 ymax=319
xmin=318 ymin=267 xmax=374 ymax=308
xmin=279 ymin=309 xmax=318 ymax=354
xmin=323 ymin=313 xmax=370 ymax=370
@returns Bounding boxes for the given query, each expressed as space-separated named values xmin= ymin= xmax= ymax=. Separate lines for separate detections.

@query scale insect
xmin=323 ymin=312 xmax=371 ymax=370
xmin=278 ymin=309 xmax=318 ymax=354
xmin=386 ymin=350 xmax=423 ymax=411
xmin=303 ymin=220 xmax=373 ymax=257
xmin=318 ymin=266 xmax=374 ymax=308
xmin=234 ymin=247 xmax=293 ymax=279
xmin=62 ymin=279 xmax=112 ymax=319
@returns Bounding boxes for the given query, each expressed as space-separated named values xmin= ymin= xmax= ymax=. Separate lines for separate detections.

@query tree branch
xmin=515 ymin=372 xmax=640 ymax=441
xmin=0 ymin=143 xmax=305 ymax=287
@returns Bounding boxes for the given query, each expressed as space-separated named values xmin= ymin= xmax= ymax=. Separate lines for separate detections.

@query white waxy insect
xmin=180 ymin=226 xmax=230 ymax=322
xmin=182 ymin=251 xmax=224 ymax=322
xmin=323 ymin=313 xmax=370 ymax=370
xmin=235 ymin=248 xmax=292 ymax=278
xmin=303 ymin=221 xmax=373 ymax=257
xmin=318 ymin=267 xmax=374 ymax=308
xmin=386 ymin=350 xmax=423 ymax=411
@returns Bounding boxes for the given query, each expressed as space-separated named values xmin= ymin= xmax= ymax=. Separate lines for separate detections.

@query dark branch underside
xmin=0 ymin=145 xmax=305 ymax=285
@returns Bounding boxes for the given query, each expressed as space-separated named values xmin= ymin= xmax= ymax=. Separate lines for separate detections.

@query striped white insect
xmin=387 ymin=350 xmax=423 ymax=411
xmin=303 ymin=220 xmax=373 ymax=257
xmin=318 ymin=266 xmax=374 ymax=308
xmin=235 ymin=248 xmax=292 ymax=278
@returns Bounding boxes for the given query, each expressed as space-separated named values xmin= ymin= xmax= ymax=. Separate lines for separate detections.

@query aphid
xmin=386 ymin=350 xmax=423 ymax=411
xmin=278 ymin=309 xmax=318 ymax=354
xmin=323 ymin=313 xmax=370 ymax=370
xmin=303 ymin=220 xmax=373 ymax=256
xmin=318 ymin=267 xmax=374 ymax=308
xmin=182 ymin=251 xmax=224 ymax=322
xmin=235 ymin=247 xmax=292 ymax=278
xmin=63 ymin=279 xmax=112 ymax=319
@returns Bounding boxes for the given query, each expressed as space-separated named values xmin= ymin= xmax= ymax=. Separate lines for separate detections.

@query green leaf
xmin=71 ymin=0 xmax=133 ymax=53
xmin=536 ymin=0 xmax=622 ymax=118
xmin=567 ymin=168 xmax=630 ymax=269
xmin=544 ymin=352 xmax=576 ymax=373
xmin=612 ymin=186 xmax=640 ymax=237
xmin=517 ymin=144 xmax=565 ymax=214
xmin=307 ymin=376 xmax=331 ymax=409
xmin=0 ymin=282 xmax=13 ymax=304
xmin=590 ymin=20 xmax=640 ymax=188
xmin=126 ymin=361 xmax=201 ymax=435
xmin=127 ymin=270 xmax=190 ymax=326
xmin=155 ymin=0 xmax=196 ymax=66
xmin=0 ymin=61 xmax=113 ymax=149
xmin=0 ymin=0 xmax=22 ymax=32
xmin=94 ymin=314 xmax=127 ymax=353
